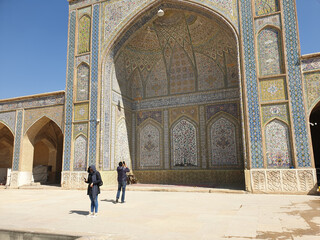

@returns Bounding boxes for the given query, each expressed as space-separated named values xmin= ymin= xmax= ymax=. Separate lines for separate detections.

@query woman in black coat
xmin=85 ymin=165 xmax=102 ymax=217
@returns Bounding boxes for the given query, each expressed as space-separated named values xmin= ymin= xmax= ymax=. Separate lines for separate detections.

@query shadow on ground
xmin=101 ymin=199 xmax=117 ymax=204
xmin=69 ymin=210 xmax=89 ymax=216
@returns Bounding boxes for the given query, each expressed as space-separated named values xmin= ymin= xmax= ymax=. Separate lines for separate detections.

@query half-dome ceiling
xmin=113 ymin=9 xmax=239 ymax=100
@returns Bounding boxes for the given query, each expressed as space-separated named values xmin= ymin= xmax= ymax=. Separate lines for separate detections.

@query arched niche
xmin=0 ymin=122 xmax=14 ymax=185
xmin=21 ymin=116 xmax=63 ymax=185
xmin=137 ymin=119 xmax=162 ymax=169
xmin=265 ymin=119 xmax=292 ymax=168
xmin=309 ymin=102 xmax=320 ymax=185
xmin=258 ymin=26 xmax=283 ymax=76
xmin=76 ymin=62 xmax=90 ymax=102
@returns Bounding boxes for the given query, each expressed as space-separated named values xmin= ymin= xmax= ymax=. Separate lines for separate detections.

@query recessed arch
xmin=264 ymin=118 xmax=292 ymax=169
xmin=73 ymin=134 xmax=88 ymax=171
xmin=171 ymin=117 xmax=198 ymax=167
xmin=309 ymin=101 xmax=320 ymax=184
xmin=21 ymin=116 xmax=63 ymax=185
xmin=258 ymin=26 xmax=284 ymax=76
xmin=78 ymin=14 xmax=91 ymax=54
xmin=76 ymin=62 xmax=90 ymax=102
xmin=0 ymin=122 xmax=14 ymax=184
xmin=138 ymin=119 xmax=163 ymax=169
xmin=207 ymin=112 xmax=241 ymax=168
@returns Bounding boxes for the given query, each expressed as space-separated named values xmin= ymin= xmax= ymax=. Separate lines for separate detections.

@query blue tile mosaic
xmin=240 ymin=0 xmax=264 ymax=168
xmin=282 ymin=0 xmax=311 ymax=167
xmin=63 ymin=11 xmax=76 ymax=171
xmin=12 ymin=111 xmax=23 ymax=171
xmin=89 ymin=4 xmax=100 ymax=167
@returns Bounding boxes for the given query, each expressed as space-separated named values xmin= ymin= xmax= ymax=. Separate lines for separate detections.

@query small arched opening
xmin=0 ymin=122 xmax=14 ymax=185
xmin=310 ymin=102 xmax=320 ymax=185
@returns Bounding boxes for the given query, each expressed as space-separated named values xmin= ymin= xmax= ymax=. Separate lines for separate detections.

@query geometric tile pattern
xmin=0 ymin=111 xmax=16 ymax=134
xmin=171 ymin=119 xmax=198 ymax=167
xmin=73 ymin=123 xmax=88 ymax=138
xmin=74 ymin=103 xmax=89 ymax=121
xmin=12 ymin=111 xmax=23 ymax=171
xmin=283 ymin=0 xmax=312 ymax=167
xmin=63 ymin=11 xmax=76 ymax=171
xmin=255 ymin=14 xmax=281 ymax=33
xmin=302 ymin=57 xmax=320 ymax=72
xmin=88 ymin=4 xmax=100 ymax=167
xmin=261 ymin=104 xmax=289 ymax=125
xmin=76 ymin=63 xmax=90 ymax=102
xmin=206 ymin=103 xmax=239 ymax=121
xmin=304 ymin=72 xmax=320 ymax=111
xmin=260 ymin=78 xmax=287 ymax=102
xmin=240 ymin=0 xmax=264 ymax=168
xmin=265 ymin=119 xmax=292 ymax=169
xmin=258 ymin=28 xmax=283 ymax=76
xmin=78 ymin=14 xmax=91 ymax=54
xmin=139 ymin=123 xmax=161 ymax=167
xmin=255 ymin=0 xmax=279 ymax=16
xmin=210 ymin=117 xmax=238 ymax=166
xmin=73 ymin=135 xmax=88 ymax=171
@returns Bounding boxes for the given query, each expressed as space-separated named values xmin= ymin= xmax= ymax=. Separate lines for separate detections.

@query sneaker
xmin=87 ymin=212 xmax=94 ymax=218
xmin=92 ymin=213 xmax=98 ymax=218
xmin=121 ymin=201 xmax=125 ymax=204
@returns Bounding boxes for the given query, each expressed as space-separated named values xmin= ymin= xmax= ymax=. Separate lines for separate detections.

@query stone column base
xmin=246 ymin=169 xmax=318 ymax=194
xmin=9 ymin=171 xmax=33 ymax=188
xmin=61 ymin=171 xmax=89 ymax=189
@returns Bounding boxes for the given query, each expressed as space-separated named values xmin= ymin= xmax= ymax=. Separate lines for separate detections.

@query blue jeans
xmin=116 ymin=181 xmax=126 ymax=202
xmin=89 ymin=195 xmax=98 ymax=213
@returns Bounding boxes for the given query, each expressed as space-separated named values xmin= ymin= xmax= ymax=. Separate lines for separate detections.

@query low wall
xmin=248 ymin=169 xmax=318 ymax=194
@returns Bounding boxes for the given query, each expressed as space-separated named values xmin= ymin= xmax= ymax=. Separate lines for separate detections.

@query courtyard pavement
xmin=0 ymin=186 xmax=319 ymax=239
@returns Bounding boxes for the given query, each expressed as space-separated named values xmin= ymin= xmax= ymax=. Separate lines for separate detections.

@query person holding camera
xmin=84 ymin=165 xmax=102 ymax=217
xmin=116 ymin=161 xmax=130 ymax=203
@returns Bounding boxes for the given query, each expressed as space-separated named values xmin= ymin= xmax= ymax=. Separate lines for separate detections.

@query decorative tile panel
xmin=139 ymin=123 xmax=161 ymax=167
xmin=261 ymin=104 xmax=289 ymax=125
xmin=283 ymin=0 xmax=312 ymax=167
xmin=258 ymin=28 xmax=283 ymax=76
xmin=74 ymin=103 xmax=89 ymax=121
xmin=73 ymin=135 xmax=88 ymax=171
xmin=73 ymin=123 xmax=88 ymax=138
xmin=12 ymin=111 xmax=23 ymax=171
xmin=265 ymin=120 xmax=292 ymax=168
xmin=0 ymin=94 xmax=64 ymax=112
xmin=76 ymin=63 xmax=90 ymax=102
xmin=304 ymin=72 xmax=320 ymax=110
xmin=0 ymin=111 xmax=16 ymax=134
xmin=24 ymin=105 xmax=64 ymax=133
xmin=255 ymin=0 xmax=279 ymax=16
xmin=137 ymin=110 xmax=162 ymax=126
xmin=240 ymin=0 xmax=263 ymax=168
xmin=206 ymin=103 xmax=239 ymax=121
xmin=169 ymin=106 xmax=198 ymax=125
xmin=171 ymin=119 xmax=198 ymax=167
xmin=76 ymin=54 xmax=90 ymax=66
xmin=164 ymin=110 xmax=169 ymax=169
xmin=63 ymin=11 xmax=76 ymax=171
xmin=301 ymin=57 xmax=320 ymax=72
xmin=199 ymin=106 xmax=207 ymax=169
xmin=210 ymin=117 xmax=238 ymax=166
xmin=78 ymin=13 xmax=91 ymax=54
xmin=88 ymin=4 xmax=100 ymax=167
xmin=255 ymin=14 xmax=281 ymax=33
xmin=260 ymin=78 xmax=287 ymax=102
xmin=115 ymin=118 xmax=131 ymax=168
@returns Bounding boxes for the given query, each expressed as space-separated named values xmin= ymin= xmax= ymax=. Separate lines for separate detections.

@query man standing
xmin=116 ymin=161 xmax=130 ymax=203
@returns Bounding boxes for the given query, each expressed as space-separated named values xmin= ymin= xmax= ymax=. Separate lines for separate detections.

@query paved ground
xmin=0 ymin=187 xmax=319 ymax=240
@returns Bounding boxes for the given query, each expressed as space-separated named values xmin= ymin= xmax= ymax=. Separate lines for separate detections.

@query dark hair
xmin=87 ymin=167 xmax=91 ymax=173
xmin=119 ymin=162 xmax=123 ymax=167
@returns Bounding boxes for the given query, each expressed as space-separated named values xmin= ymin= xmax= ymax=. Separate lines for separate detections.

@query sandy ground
xmin=0 ymin=187 xmax=319 ymax=239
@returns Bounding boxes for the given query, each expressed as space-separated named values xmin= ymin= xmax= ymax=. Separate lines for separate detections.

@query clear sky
xmin=0 ymin=0 xmax=319 ymax=100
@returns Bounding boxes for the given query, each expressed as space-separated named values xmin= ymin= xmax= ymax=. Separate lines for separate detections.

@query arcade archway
xmin=310 ymin=102 xmax=320 ymax=185
xmin=21 ymin=117 xmax=63 ymax=185
xmin=0 ymin=123 xmax=14 ymax=185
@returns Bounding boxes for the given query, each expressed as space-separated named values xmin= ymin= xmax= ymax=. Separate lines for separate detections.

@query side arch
xmin=264 ymin=118 xmax=293 ymax=168
xmin=170 ymin=117 xmax=199 ymax=167
xmin=207 ymin=112 xmax=241 ymax=167
xmin=137 ymin=119 xmax=163 ymax=169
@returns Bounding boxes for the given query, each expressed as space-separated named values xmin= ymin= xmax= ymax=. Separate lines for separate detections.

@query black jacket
xmin=86 ymin=165 xmax=102 ymax=198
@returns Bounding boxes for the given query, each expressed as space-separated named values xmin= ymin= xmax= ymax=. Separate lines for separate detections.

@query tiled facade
xmin=0 ymin=0 xmax=318 ymax=193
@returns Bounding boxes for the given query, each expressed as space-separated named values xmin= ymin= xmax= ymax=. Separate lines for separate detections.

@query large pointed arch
xmin=21 ymin=116 xmax=63 ymax=185
xmin=0 ymin=122 xmax=14 ymax=184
